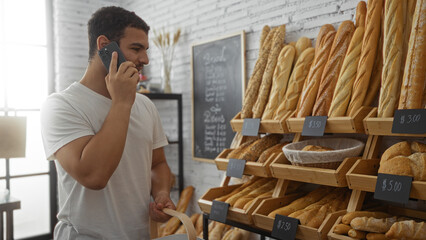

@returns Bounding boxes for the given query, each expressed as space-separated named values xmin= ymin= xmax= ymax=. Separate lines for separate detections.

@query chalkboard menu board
xmin=192 ymin=32 xmax=245 ymax=162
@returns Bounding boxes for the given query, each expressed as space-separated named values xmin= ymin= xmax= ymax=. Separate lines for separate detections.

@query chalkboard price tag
xmin=226 ymin=158 xmax=246 ymax=179
xmin=302 ymin=116 xmax=327 ymax=136
xmin=242 ymin=118 xmax=260 ymax=136
xmin=210 ymin=200 xmax=229 ymax=223
xmin=374 ymin=173 xmax=413 ymax=204
xmin=271 ymin=214 xmax=299 ymax=240
xmin=392 ymin=109 xmax=426 ymax=134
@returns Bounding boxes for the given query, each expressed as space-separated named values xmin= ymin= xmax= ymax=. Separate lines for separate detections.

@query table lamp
xmin=0 ymin=116 xmax=26 ymax=198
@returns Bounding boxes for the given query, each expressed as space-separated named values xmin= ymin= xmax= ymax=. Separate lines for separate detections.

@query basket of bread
xmin=282 ymin=138 xmax=365 ymax=169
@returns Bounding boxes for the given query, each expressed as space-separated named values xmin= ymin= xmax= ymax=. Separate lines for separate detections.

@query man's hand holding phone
xmin=105 ymin=51 xmax=139 ymax=107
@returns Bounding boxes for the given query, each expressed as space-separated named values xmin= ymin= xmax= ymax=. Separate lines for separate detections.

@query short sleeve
xmin=146 ymin=100 xmax=168 ymax=149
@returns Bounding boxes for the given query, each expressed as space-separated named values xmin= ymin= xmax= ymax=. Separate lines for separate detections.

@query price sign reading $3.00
xmin=392 ymin=109 xmax=426 ymax=134
xmin=374 ymin=173 xmax=412 ymax=204
xmin=271 ymin=214 xmax=299 ymax=240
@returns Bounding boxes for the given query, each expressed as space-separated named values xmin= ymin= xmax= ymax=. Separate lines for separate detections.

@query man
xmin=41 ymin=6 xmax=175 ymax=239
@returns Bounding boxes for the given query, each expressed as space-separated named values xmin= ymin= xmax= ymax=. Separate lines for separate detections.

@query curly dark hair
xmin=87 ymin=6 xmax=150 ymax=60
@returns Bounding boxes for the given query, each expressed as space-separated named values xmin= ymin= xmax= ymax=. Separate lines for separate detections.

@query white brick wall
xmin=53 ymin=0 xmax=364 ymax=237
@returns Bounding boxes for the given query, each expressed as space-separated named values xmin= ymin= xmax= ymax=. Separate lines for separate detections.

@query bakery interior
xmin=1 ymin=0 xmax=425 ymax=239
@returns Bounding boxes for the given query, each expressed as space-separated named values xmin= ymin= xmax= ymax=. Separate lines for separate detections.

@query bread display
xmin=347 ymin=0 xmax=383 ymax=117
xmin=262 ymin=45 xmax=295 ymax=120
xmin=295 ymin=24 xmax=336 ymax=117
xmin=398 ymin=0 xmax=426 ymax=110
xmin=377 ymin=0 xmax=406 ymax=117
xmin=274 ymin=47 xmax=315 ymax=120
xmin=328 ymin=26 xmax=364 ymax=117
xmin=253 ymin=25 xmax=286 ymax=118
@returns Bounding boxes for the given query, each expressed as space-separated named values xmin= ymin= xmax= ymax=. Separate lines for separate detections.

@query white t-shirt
xmin=41 ymin=82 xmax=168 ymax=240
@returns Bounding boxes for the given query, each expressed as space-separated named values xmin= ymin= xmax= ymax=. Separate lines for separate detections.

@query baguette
xmin=350 ymin=216 xmax=398 ymax=233
xmin=377 ymin=0 xmax=406 ymax=117
xmin=333 ymin=224 xmax=352 ymax=235
xmin=398 ymin=0 xmax=426 ymax=110
xmin=238 ymin=134 xmax=282 ymax=162
xmin=296 ymin=25 xmax=336 ymax=117
xmin=348 ymin=229 xmax=367 ymax=239
xmin=257 ymin=142 xmax=288 ymax=163
xmin=262 ymin=45 xmax=295 ymax=120
xmin=366 ymin=233 xmax=389 ymax=240
xmin=227 ymin=139 xmax=258 ymax=159
xmin=274 ymin=47 xmax=315 ymax=120
xmin=241 ymin=28 xmax=276 ymax=118
xmin=175 ymin=213 xmax=200 ymax=234
xmin=259 ymin=25 xmax=271 ymax=52
xmin=253 ymin=25 xmax=286 ymax=118
xmin=329 ymin=26 xmax=365 ymax=117
xmin=224 ymin=178 xmax=271 ymax=206
xmin=294 ymin=37 xmax=312 ymax=62
xmin=400 ymin=0 xmax=418 ymax=85
xmin=355 ymin=1 xmax=367 ymax=28
xmin=195 ymin=213 xmax=203 ymax=235
xmin=386 ymin=220 xmax=426 ymax=239
xmin=342 ymin=211 xmax=391 ymax=225
xmin=306 ymin=204 xmax=330 ymax=228
xmin=347 ymin=0 xmax=383 ymax=116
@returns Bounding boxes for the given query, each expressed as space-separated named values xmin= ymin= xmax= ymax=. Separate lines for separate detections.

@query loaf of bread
xmin=227 ymin=138 xmax=258 ymax=159
xmin=408 ymin=153 xmax=426 ymax=181
xmin=412 ymin=141 xmax=426 ymax=153
xmin=378 ymin=0 xmax=406 ymax=117
xmin=253 ymin=25 xmax=286 ymax=118
xmin=195 ymin=212 xmax=203 ymax=235
xmin=342 ymin=211 xmax=392 ymax=225
xmin=328 ymin=26 xmax=365 ymax=117
xmin=301 ymin=145 xmax=334 ymax=151
xmin=241 ymin=28 xmax=276 ymax=118
xmin=386 ymin=220 xmax=426 ymax=240
xmin=379 ymin=153 xmax=426 ymax=181
xmin=262 ymin=45 xmax=295 ymax=120
xmin=398 ymin=0 xmax=426 ymax=110
xmin=334 ymin=224 xmax=352 ymax=235
xmin=347 ymin=0 xmax=383 ymax=117
xmin=259 ymin=25 xmax=271 ymax=51
xmin=400 ymin=0 xmax=418 ymax=87
xmin=233 ymin=179 xmax=277 ymax=208
xmin=296 ymin=25 xmax=336 ymax=117
xmin=351 ymin=217 xmax=398 ymax=233
xmin=238 ymin=134 xmax=282 ymax=162
xmin=214 ymin=177 xmax=263 ymax=202
xmin=348 ymin=229 xmax=367 ymax=239
xmin=312 ymin=21 xmax=355 ymax=116
xmin=355 ymin=1 xmax=367 ymax=28
xmin=175 ymin=213 xmax=200 ymax=234
xmin=366 ymin=233 xmax=388 ymax=240
xmin=224 ymin=178 xmax=271 ymax=206
xmin=294 ymin=37 xmax=312 ymax=62
xmin=274 ymin=47 xmax=315 ymax=120
xmin=380 ymin=141 xmax=411 ymax=164
xmin=257 ymin=142 xmax=288 ymax=163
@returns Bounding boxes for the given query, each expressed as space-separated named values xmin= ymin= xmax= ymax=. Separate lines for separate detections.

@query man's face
xmin=118 ymin=27 xmax=150 ymax=73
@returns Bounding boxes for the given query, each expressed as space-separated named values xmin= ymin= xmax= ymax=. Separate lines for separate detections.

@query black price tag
xmin=392 ymin=109 xmax=426 ymax=134
xmin=210 ymin=200 xmax=229 ymax=223
xmin=242 ymin=118 xmax=260 ymax=136
xmin=302 ymin=116 xmax=327 ymax=136
xmin=271 ymin=214 xmax=299 ymax=240
xmin=226 ymin=158 xmax=246 ymax=179
xmin=374 ymin=173 xmax=413 ymax=204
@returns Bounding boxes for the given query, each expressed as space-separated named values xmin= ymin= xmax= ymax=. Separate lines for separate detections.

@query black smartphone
xmin=98 ymin=41 xmax=127 ymax=73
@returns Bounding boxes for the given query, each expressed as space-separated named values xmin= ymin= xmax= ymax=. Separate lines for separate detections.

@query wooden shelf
xmin=230 ymin=111 xmax=291 ymax=133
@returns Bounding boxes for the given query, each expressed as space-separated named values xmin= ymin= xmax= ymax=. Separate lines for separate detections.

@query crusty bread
xmin=262 ymin=45 xmax=295 ymax=120
xmin=400 ymin=0 xmax=417 ymax=86
xmin=301 ymin=145 xmax=334 ymax=152
xmin=398 ymin=0 xmax=426 ymax=110
xmin=329 ymin=26 xmax=365 ymax=117
xmin=366 ymin=233 xmax=388 ymax=240
xmin=227 ymin=139 xmax=258 ymax=159
xmin=259 ymin=25 xmax=271 ymax=52
xmin=238 ymin=134 xmax=283 ymax=162
xmin=355 ymin=1 xmax=367 ymax=28
xmin=378 ymin=0 xmax=406 ymax=117
xmin=408 ymin=152 xmax=426 ymax=181
xmin=296 ymin=25 xmax=336 ymax=117
xmin=386 ymin=220 xmax=426 ymax=239
xmin=288 ymin=41 xmax=296 ymax=47
xmin=347 ymin=0 xmax=383 ymax=117
xmin=380 ymin=141 xmax=411 ymax=164
xmin=350 ymin=216 xmax=398 ymax=233
xmin=342 ymin=211 xmax=392 ymax=225
xmin=333 ymin=224 xmax=352 ymax=235
xmin=294 ymin=37 xmax=312 ymax=62
xmin=253 ymin=25 xmax=286 ymax=119
xmin=241 ymin=28 xmax=276 ymax=118
xmin=274 ymin=47 xmax=315 ymax=120
xmin=378 ymin=156 xmax=414 ymax=178
xmin=348 ymin=229 xmax=367 ymax=239
xmin=257 ymin=142 xmax=288 ymax=163
xmin=412 ymin=141 xmax=426 ymax=153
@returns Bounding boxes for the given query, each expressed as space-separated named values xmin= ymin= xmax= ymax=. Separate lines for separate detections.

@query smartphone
xmin=98 ymin=41 xmax=127 ymax=73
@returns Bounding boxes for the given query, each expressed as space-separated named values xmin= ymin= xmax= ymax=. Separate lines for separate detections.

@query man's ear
xmin=97 ymin=35 xmax=110 ymax=50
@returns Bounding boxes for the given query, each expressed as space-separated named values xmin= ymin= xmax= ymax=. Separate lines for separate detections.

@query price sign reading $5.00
xmin=302 ymin=116 xmax=327 ymax=136
xmin=392 ymin=109 xmax=426 ymax=134
xmin=374 ymin=173 xmax=413 ymax=204
xmin=271 ymin=214 xmax=299 ymax=240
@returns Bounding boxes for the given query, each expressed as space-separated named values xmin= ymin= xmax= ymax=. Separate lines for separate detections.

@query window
xmin=0 ymin=0 xmax=55 ymax=239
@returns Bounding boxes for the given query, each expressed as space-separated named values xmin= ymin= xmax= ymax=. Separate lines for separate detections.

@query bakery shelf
xmin=346 ymin=158 xmax=426 ymax=200
xmin=252 ymin=197 xmax=345 ymax=240
xmin=286 ymin=106 xmax=372 ymax=134
xmin=214 ymin=148 xmax=276 ymax=177
xmin=230 ymin=111 xmax=291 ymax=134
xmin=327 ymin=206 xmax=426 ymax=240
xmin=198 ymin=183 xmax=271 ymax=225
xmin=363 ymin=107 xmax=426 ymax=137
xmin=269 ymin=152 xmax=360 ymax=187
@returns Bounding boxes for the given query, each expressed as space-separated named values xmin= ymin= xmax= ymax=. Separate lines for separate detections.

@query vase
xmin=161 ymin=59 xmax=172 ymax=94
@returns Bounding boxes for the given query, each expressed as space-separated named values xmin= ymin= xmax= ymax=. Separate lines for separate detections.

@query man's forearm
xmin=151 ymin=161 xmax=172 ymax=198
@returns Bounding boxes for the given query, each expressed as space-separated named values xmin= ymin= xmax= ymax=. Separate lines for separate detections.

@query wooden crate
xmin=197 ymin=183 xmax=273 ymax=225
xmin=286 ymin=106 xmax=372 ymax=134
xmin=215 ymin=148 xmax=277 ymax=177
xmin=252 ymin=197 xmax=345 ymax=240
xmin=327 ymin=206 xmax=426 ymax=240
xmin=230 ymin=111 xmax=291 ymax=133
xmin=363 ymin=108 xmax=426 ymax=137
xmin=269 ymin=152 xmax=360 ymax=187
xmin=346 ymin=158 xmax=426 ymax=200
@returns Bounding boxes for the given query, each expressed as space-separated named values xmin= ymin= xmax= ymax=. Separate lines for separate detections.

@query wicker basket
xmin=282 ymin=138 xmax=365 ymax=169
